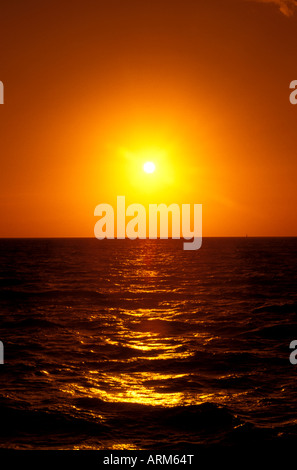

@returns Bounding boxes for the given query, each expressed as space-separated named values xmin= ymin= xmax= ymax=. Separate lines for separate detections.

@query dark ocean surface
xmin=0 ymin=237 xmax=297 ymax=450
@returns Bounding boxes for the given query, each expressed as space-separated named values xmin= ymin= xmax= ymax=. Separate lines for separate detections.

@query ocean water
xmin=0 ymin=237 xmax=297 ymax=450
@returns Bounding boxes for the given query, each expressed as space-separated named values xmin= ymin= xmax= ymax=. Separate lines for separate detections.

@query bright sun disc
xmin=143 ymin=161 xmax=155 ymax=174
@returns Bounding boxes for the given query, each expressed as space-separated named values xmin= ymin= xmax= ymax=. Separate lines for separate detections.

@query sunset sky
xmin=0 ymin=0 xmax=297 ymax=237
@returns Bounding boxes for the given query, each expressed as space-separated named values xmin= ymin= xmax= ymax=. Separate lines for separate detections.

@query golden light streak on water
xmin=60 ymin=371 xmax=225 ymax=407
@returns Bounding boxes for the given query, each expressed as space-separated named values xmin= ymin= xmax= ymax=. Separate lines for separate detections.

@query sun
xmin=143 ymin=161 xmax=156 ymax=174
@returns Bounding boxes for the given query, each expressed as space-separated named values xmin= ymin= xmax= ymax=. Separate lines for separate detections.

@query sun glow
xmin=112 ymin=144 xmax=181 ymax=205
xmin=143 ymin=161 xmax=155 ymax=174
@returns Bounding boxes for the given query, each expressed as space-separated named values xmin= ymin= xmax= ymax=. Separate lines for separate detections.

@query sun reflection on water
xmin=61 ymin=371 xmax=219 ymax=407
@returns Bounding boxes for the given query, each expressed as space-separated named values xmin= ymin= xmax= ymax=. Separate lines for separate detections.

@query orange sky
xmin=0 ymin=0 xmax=297 ymax=237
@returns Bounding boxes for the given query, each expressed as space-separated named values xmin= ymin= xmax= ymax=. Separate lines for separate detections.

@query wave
xmin=0 ymin=318 xmax=60 ymax=329
xmin=250 ymin=323 xmax=297 ymax=339
xmin=253 ymin=302 xmax=297 ymax=314
xmin=0 ymin=288 xmax=106 ymax=304
xmin=0 ymin=402 xmax=107 ymax=440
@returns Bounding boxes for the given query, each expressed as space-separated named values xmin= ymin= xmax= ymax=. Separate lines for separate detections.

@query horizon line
xmin=0 ymin=236 xmax=297 ymax=240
